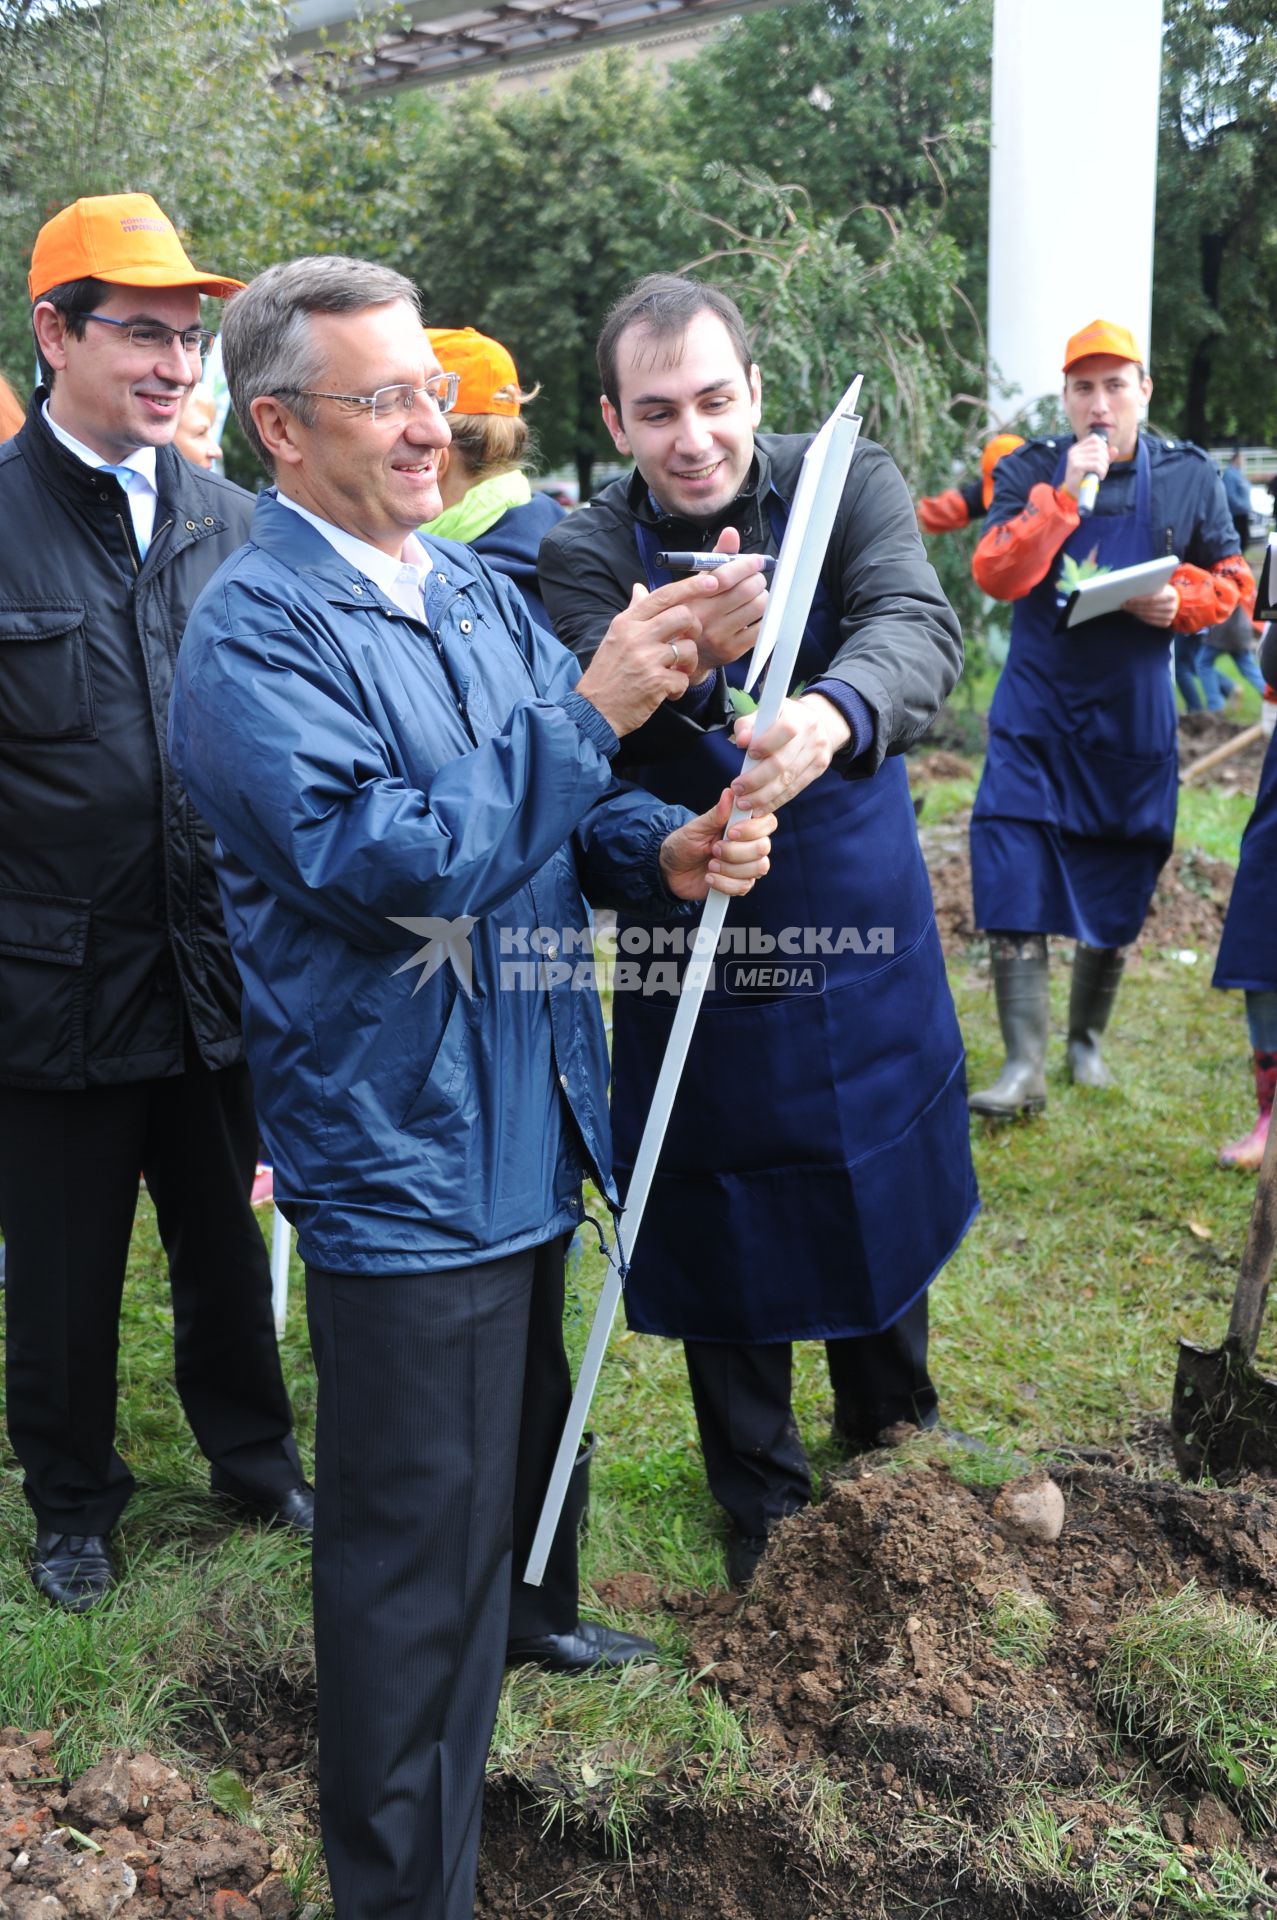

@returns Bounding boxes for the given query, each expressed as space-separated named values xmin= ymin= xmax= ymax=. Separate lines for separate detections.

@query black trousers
xmin=306 ymin=1235 xmax=579 ymax=1920
xmin=0 ymin=1044 xmax=299 ymax=1535
xmin=683 ymin=1293 xmax=937 ymax=1536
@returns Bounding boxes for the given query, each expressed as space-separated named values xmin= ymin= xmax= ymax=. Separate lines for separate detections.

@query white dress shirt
xmin=277 ymin=493 xmax=432 ymax=621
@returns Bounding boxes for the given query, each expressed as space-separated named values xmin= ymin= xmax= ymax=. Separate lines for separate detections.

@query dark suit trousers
xmin=0 ymin=1045 xmax=300 ymax=1535
xmin=683 ymin=1293 xmax=938 ymax=1535
xmin=305 ymin=1235 xmax=575 ymax=1920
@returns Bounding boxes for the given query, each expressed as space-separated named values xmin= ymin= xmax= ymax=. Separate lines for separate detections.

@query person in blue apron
xmin=1213 ymin=623 xmax=1277 ymax=1169
xmin=538 ymin=273 xmax=979 ymax=1587
xmin=967 ymin=318 xmax=1255 ymax=1117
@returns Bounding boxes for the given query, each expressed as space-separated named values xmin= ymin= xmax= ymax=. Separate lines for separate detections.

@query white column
xmin=988 ymin=0 xmax=1164 ymax=418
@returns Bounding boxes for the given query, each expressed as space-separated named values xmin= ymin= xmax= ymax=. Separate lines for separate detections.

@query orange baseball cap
xmin=1062 ymin=319 xmax=1144 ymax=373
xmin=980 ymin=432 xmax=1024 ymax=508
xmin=426 ymin=326 xmax=520 ymax=416
xmin=28 ymin=193 xmax=244 ymax=303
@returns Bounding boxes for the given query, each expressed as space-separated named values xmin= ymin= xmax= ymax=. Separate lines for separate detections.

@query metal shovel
xmin=1171 ymin=1101 xmax=1277 ymax=1482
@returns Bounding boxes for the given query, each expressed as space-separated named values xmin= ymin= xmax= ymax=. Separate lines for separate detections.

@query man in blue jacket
xmin=167 ymin=254 xmax=774 ymax=1920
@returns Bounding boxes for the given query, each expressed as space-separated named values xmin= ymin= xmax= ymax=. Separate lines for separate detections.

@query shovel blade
xmin=1171 ymin=1336 xmax=1277 ymax=1483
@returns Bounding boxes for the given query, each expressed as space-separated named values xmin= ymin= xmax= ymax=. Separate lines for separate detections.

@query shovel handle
xmin=1228 ymin=1097 xmax=1277 ymax=1358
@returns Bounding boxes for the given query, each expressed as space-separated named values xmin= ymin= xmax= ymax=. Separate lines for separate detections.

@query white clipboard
xmin=1054 ymin=554 xmax=1179 ymax=632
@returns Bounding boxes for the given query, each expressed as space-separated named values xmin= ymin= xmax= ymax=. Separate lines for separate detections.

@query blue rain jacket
xmin=168 ymin=492 xmax=690 ymax=1275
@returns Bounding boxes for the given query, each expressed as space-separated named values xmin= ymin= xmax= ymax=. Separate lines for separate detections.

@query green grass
xmin=978 ymin=1787 xmax=1275 ymax=1918
xmin=1097 ymin=1584 xmax=1277 ymax=1834
xmin=986 ymin=1588 xmax=1057 ymax=1669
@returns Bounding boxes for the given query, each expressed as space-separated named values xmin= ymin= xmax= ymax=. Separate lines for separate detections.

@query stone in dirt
xmin=63 ymin=1758 xmax=130 ymax=1834
xmin=13 ymin=1842 xmax=135 ymax=1919
xmin=992 ymin=1471 xmax=1067 ymax=1543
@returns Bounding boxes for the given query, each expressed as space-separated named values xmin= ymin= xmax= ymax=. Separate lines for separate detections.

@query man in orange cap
xmin=917 ymin=432 xmax=1025 ymax=534
xmin=966 ymin=319 xmax=1255 ymax=1115
xmin=0 ymin=194 xmax=311 ymax=1611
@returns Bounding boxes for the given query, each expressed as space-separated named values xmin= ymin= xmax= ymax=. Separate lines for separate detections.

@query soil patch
xmin=1178 ymin=710 xmax=1267 ymax=792
xmin=920 ymin=819 xmax=1238 ymax=959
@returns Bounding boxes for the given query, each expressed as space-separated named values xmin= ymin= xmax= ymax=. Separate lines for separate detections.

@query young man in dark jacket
xmin=538 ymin=274 xmax=978 ymax=1591
xmin=0 ymin=194 xmax=311 ymax=1612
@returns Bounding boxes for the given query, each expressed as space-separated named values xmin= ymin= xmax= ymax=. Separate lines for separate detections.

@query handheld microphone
xmin=1076 ymin=426 xmax=1109 ymax=517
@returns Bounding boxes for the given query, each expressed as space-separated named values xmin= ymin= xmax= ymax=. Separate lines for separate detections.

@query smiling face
xmin=1062 ymin=354 xmax=1153 ymax=461
xmin=602 ymin=309 xmax=761 ymax=522
xmin=258 ymin=301 xmax=450 ymax=556
xmin=36 ymin=283 xmax=201 ymax=462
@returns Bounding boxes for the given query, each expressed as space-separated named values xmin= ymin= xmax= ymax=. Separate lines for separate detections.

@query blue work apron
xmin=970 ymin=437 xmax=1177 ymax=948
xmin=606 ymin=513 xmax=978 ymax=1344
xmin=1214 ymin=726 xmax=1277 ymax=991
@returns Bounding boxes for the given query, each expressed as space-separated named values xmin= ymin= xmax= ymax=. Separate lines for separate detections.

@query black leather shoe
xmin=505 ymin=1621 xmax=657 ymax=1674
xmin=212 ymin=1479 xmax=314 ymax=1536
xmin=725 ymin=1527 xmax=769 ymax=1590
xmin=31 ymin=1531 xmax=115 ymax=1612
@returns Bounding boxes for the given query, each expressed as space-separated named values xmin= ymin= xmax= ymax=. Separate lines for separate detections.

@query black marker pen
xmin=655 ymin=551 xmax=776 ymax=576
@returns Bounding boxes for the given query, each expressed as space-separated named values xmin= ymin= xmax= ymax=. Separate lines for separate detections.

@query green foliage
xmin=0 ymin=0 xmax=437 ymax=405
xmin=666 ymin=0 xmax=993 ymax=281
xmin=403 ymin=52 xmax=697 ymax=491
xmin=1153 ymin=0 xmax=1277 ymax=443
xmin=1098 ymin=1583 xmax=1277 ymax=1832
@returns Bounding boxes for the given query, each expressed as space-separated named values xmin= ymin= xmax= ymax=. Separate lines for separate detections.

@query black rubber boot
xmin=1066 ymin=945 xmax=1125 ymax=1088
xmin=968 ymin=935 xmax=1049 ymax=1118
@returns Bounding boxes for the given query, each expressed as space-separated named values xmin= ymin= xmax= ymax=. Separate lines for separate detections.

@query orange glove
xmin=1169 ymin=553 xmax=1256 ymax=633
xmin=917 ymin=489 xmax=971 ymax=533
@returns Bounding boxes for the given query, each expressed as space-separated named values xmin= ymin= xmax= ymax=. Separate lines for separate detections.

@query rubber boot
xmin=1066 ymin=945 xmax=1125 ymax=1088
xmin=1218 ymin=1051 xmax=1277 ymax=1171
xmin=968 ymin=936 xmax=1049 ymax=1118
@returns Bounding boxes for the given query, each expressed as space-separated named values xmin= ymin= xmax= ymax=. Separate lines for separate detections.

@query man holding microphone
xmin=967 ymin=319 xmax=1254 ymax=1116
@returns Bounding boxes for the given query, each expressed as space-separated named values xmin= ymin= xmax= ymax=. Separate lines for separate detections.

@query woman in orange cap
xmin=424 ymin=325 xmax=565 ymax=626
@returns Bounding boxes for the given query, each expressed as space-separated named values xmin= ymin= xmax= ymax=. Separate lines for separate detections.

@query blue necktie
xmin=99 ymin=465 xmax=150 ymax=558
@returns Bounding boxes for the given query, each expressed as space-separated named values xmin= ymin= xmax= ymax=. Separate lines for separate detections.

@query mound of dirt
xmin=478 ymin=1461 xmax=1277 ymax=1919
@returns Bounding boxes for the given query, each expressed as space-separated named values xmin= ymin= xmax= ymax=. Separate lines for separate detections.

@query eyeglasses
xmin=84 ymin=313 xmax=214 ymax=357
xmin=280 ymin=372 xmax=461 ymax=423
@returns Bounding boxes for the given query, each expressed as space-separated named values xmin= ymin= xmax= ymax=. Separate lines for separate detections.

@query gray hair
xmin=221 ymin=255 xmax=421 ymax=472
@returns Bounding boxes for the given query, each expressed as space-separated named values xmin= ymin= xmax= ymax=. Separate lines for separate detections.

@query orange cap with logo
xmin=1062 ymin=319 xmax=1144 ymax=373
xmin=980 ymin=433 xmax=1024 ymax=508
xmin=426 ymin=326 xmax=520 ymax=416
xmin=28 ymin=193 xmax=244 ymax=303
